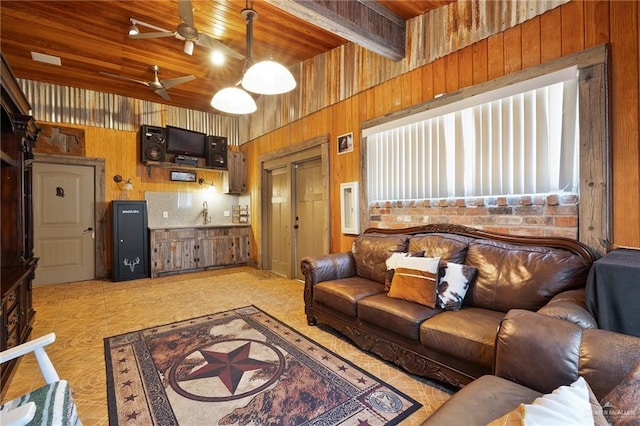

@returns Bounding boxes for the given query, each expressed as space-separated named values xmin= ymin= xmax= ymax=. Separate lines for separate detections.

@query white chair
xmin=0 ymin=333 xmax=81 ymax=425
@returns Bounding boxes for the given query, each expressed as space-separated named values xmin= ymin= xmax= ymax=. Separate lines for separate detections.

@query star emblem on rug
xmin=182 ymin=341 xmax=274 ymax=394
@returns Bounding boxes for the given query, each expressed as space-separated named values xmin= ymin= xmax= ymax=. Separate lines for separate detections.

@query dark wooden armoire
xmin=1 ymin=52 xmax=39 ymax=396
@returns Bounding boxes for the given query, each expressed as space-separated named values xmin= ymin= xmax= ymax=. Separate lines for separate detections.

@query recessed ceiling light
xmin=31 ymin=52 xmax=62 ymax=66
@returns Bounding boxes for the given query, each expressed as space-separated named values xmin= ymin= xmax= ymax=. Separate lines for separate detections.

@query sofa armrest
xmin=301 ymin=253 xmax=356 ymax=324
xmin=537 ymin=288 xmax=598 ymax=329
xmin=494 ymin=309 xmax=640 ymax=399
xmin=301 ymin=252 xmax=356 ymax=285
xmin=494 ymin=309 xmax=583 ymax=395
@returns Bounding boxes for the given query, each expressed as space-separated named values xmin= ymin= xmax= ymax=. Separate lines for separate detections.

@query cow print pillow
xmin=437 ymin=262 xmax=478 ymax=311
xmin=384 ymin=251 xmax=425 ymax=292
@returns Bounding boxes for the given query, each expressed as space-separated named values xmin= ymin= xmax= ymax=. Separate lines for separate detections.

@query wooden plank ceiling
xmin=0 ymin=0 xmax=453 ymax=113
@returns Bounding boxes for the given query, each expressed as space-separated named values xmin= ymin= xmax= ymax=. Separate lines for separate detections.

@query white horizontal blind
xmin=367 ymin=77 xmax=579 ymax=202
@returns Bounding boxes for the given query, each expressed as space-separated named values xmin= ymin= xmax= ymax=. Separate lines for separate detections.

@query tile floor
xmin=2 ymin=266 xmax=452 ymax=425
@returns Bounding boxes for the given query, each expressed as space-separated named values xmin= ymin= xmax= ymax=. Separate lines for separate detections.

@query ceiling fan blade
xmin=161 ymin=75 xmax=196 ymax=90
xmin=99 ymin=71 xmax=150 ymax=87
xmin=196 ymin=33 xmax=245 ymax=60
xmin=130 ymin=31 xmax=176 ymax=40
xmin=178 ymin=0 xmax=195 ymax=28
xmin=155 ymin=88 xmax=171 ymax=100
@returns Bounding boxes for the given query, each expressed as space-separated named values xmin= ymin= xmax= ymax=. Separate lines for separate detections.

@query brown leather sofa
xmin=301 ymin=224 xmax=596 ymax=387
xmin=424 ymin=309 xmax=640 ymax=425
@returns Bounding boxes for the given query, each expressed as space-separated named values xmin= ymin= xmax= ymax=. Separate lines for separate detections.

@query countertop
xmin=148 ymin=223 xmax=251 ymax=230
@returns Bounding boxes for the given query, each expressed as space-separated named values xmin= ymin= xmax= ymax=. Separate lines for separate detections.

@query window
xmin=365 ymin=68 xmax=580 ymax=202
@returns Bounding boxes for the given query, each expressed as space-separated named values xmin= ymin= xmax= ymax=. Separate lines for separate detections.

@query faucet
xmin=202 ymin=201 xmax=211 ymax=224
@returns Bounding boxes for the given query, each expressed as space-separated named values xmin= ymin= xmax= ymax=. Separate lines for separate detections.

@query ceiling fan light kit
xmin=210 ymin=87 xmax=257 ymax=115
xmin=128 ymin=20 xmax=140 ymax=36
xmin=183 ymin=40 xmax=195 ymax=55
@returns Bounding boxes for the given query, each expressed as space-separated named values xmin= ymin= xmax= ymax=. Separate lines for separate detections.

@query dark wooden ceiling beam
xmin=264 ymin=0 xmax=406 ymax=61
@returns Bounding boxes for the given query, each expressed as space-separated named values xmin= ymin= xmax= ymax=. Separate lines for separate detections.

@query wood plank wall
xmin=242 ymin=0 xmax=640 ymax=253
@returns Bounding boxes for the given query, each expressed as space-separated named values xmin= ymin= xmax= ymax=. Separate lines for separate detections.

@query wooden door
xmin=267 ymin=166 xmax=291 ymax=276
xmin=33 ymin=163 xmax=95 ymax=285
xmin=294 ymin=158 xmax=325 ymax=280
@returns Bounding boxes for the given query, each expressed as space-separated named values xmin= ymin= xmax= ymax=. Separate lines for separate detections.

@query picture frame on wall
xmin=170 ymin=170 xmax=197 ymax=182
xmin=337 ymin=132 xmax=353 ymax=155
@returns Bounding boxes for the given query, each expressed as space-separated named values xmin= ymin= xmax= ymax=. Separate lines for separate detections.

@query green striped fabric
xmin=0 ymin=380 xmax=81 ymax=425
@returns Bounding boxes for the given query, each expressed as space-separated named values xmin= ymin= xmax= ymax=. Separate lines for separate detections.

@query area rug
xmin=104 ymin=306 xmax=421 ymax=425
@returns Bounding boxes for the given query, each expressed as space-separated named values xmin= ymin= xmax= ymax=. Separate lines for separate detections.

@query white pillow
xmin=522 ymin=377 xmax=594 ymax=426
xmin=385 ymin=252 xmax=411 ymax=270
xmin=394 ymin=255 xmax=440 ymax=273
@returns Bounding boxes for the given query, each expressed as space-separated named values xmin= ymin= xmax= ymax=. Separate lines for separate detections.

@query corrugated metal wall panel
xmin=17 ymin=79 xmax=240 ymax=146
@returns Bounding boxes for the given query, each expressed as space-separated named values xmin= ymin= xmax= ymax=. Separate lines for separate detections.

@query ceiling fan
xmin=99 ymin=65 xmax=195 ymax=100
xmin=129 ymin=0 xmax=244 ymax=60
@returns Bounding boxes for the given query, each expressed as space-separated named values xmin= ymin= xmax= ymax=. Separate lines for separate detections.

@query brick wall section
xmin=369 ymin=193 xmax=579 ymax=238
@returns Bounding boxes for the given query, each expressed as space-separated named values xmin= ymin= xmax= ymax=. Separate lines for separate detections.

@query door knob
xmin=83 ymin=227 xmax=94 ymax=233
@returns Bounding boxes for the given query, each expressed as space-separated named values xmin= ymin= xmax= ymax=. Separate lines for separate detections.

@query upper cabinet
xmin=224 ymin=151 xmax=247 ymax=193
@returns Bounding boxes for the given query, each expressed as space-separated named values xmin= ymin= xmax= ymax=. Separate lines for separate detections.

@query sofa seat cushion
xmin=422 ymin=375 xmax=542 ymax=426
xmin=313 ymin=277 xmax=385 ymax=317
xmin=420 ymin=307 xmax=504 ymax=369
xmin=358 ymin=293 xmax=441 ymax=340
xmin=464 ymin=239 xmax=590 ymax=312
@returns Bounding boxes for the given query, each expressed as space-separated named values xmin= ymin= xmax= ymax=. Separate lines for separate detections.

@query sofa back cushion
xmin=464 ymin=239 xmax=590 ymax=312
xmin=408 ymin=233 xmax=470 ymax=263
xmin=352 ymin=234 xmax=409 ymax=284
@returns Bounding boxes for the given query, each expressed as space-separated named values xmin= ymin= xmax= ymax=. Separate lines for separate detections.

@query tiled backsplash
xmin=145 ymin=191 xmax=250 ymax=228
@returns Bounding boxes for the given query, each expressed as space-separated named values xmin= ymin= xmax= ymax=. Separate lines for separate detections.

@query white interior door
xmin=33 ymin=163 xmax=95 ymax=285
xmin=294 ymin=158 xmax=325 ymax=280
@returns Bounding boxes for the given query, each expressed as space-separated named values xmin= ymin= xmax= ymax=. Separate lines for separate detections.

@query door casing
xmin=259 ymin=135 xmax=330 ymax=277
xmin=33 ymin=153 xmax=107 ymax=280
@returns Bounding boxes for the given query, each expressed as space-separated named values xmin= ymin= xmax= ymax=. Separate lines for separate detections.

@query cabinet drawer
xmin=151 ymin=229 xmax=197 ymax=241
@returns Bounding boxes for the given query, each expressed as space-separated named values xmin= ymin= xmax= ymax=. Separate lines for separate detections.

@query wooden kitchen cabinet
xmin=224 ymin=151 xmax=246 ymax=193
xmin=149 ymin=226 xmax=250 ymax=277
xmin=149 ymin=229 xmax=198 ymax=276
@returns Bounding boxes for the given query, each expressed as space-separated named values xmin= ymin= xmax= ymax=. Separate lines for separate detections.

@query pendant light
xmin=210 ymin=86 xmax=257 ymax=114
xmin=240 ymin=5 xmax=296 ymax=95
xmin=210 ymin=4 xmax=257 ymax=114
xmin=210 ymin=2 xmax=295 ymax=114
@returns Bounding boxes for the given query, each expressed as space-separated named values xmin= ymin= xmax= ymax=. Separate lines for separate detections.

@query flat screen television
xmin=165 ymin=125 xmax=206 ymax=157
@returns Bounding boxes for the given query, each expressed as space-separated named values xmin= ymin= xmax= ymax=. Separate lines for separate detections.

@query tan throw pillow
xmin=486 ymin=404 xmax=525 ymax=425
xmin=601 ymin=361 xmax=640 ymax=425
xmin=384 ymin=251 xmax=425 ymax=292
xmin=387 ymin=257 xmax=440 ymax=308
xmin=487 ymin=377 xmax=599 ymax=426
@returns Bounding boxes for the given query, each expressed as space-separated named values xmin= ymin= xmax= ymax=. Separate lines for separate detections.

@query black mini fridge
xmin=112 ymin=200 xmax=149 ymax=281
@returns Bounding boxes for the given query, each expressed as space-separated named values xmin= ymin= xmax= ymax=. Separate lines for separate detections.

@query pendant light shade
xmin=242 ymin=60 xmax=296 ymax=95
xmin=210 ymin=86 xmax=257 ymax=114
xmin=210 ymin=3 xmax=295 ymax=114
